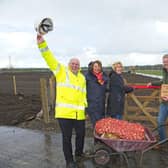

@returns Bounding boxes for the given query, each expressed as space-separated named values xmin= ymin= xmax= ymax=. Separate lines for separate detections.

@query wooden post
xmin=49 ymin=75 xmax=55 ymax=108
xmin=40 ymin=78 xmax=50 ymax=123
xmin=49 ymin=75 xmax=56 ymax=119
xmin=13 ymin=75 xmax=17 ymax=95
xmin=124 ymin=94 xmax=128 ymax=120
xmin=123 ymin=78 xmax=128 ymax=120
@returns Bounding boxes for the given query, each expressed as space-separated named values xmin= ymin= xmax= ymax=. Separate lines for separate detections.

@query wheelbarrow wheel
xmin=93 ymin=146 xmax=111 ymax=167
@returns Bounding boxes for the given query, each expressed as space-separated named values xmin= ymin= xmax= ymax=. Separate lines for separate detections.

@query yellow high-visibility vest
xmin=38 ymin=41 xmax=87 ymax=120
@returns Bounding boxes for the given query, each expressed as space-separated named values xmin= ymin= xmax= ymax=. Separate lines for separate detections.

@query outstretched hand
xmin=161 ymin=96 xmax=168 ymax=101
xmin=37 ymin=34 xmax=44 ymax=44
xmin=147 ymin=82 xmax=152 ymax=87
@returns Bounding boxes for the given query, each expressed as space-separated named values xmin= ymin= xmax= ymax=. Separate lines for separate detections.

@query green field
xmin=135 ymin=70 xmax=162 ymax=76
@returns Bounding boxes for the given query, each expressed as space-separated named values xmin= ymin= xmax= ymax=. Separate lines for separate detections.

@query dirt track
xmin=0 ymin=71 xmax=52 ymax=125
xmin=0 ymin=126 xmax=167 ymax=168
xmin=0 ymin=71 xmax=159 ymax=126
xmin=0 ymin=71 xmax=168 ymax=168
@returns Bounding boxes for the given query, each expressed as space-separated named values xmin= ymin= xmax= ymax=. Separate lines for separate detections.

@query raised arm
xmin=37 ymin=34 xmax=63 ymax=75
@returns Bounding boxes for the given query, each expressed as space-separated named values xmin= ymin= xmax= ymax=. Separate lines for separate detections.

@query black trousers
xmin=58 ymin=118 xmax=85 ymax=163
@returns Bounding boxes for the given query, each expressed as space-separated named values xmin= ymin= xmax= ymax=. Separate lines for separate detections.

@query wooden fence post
xmin=49 ymin=75 xmax=56 ymax=119
xmin=40 ymin=78 xmax=50 ymax=123
xmin=13 ymin=75 xmax=17 ymax=95
xmin=124 ymin=94 xmax=128 ymax=120
xmin=124 ymin=78 xmax=128 ymax=120
xmin=49 ymin=75 xmax=55 ymax=109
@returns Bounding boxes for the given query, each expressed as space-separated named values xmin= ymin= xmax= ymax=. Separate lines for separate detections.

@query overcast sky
xmin=1 ymin=0 xmax=168 ymax=68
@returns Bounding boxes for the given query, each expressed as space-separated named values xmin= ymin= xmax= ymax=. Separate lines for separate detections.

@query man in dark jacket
xmin=147 ymin=54 xmax=168 ymax=141
xmin=107 ymin=62 xmax=133 ymax=119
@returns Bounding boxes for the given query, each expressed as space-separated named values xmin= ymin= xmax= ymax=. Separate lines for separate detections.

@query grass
xmin=135 ymin=70 xmax=162 ymax=76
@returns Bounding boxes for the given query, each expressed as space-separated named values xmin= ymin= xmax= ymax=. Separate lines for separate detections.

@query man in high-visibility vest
xmin=37 ymin=34 xmax=87 ymax=168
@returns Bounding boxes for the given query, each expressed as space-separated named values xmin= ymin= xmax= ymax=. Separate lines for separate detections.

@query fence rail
xmin=124 ymin=83 xmax=161 ymax=128
xmin=1 ymin=73 xmax=168 ymax=128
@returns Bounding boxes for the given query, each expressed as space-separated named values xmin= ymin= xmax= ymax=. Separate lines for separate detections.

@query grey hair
xmin=163 ymin=54 xmax=168 ymax=59
xmin=69 ymin=58 xmax=80 ymax=64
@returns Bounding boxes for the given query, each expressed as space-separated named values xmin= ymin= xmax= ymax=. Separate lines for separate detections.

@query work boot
xmin=75 ymin=152 xmax=89 ymax=162
xmin=66 ymin=161 xmax=78 ymax=168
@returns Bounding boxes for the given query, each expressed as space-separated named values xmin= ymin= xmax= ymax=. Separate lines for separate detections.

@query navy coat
xmin=107 ymin=70 xmax=133 ymax=116
xmin=85 ymin=71 xmax=108 ymax=126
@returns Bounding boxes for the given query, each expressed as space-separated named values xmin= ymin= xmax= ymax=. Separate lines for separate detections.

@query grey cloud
xmin=0 ymin=0 xmax=168 ymax=67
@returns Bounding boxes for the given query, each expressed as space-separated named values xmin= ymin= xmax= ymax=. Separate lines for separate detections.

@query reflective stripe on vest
xmin=40 ymin=46 xmax=49 ymax=53
xmin=57 ymin=68 xmax=86 ymax=93
xmin=53 ymin=63 xmax=61 ymax=75
xmin=57 ymin=83 xmax=86 ymax=93
xmin=65 ymin=68 xmax=70 ymax=83
xmin=56 ymin=103 xmax=85 ymax=110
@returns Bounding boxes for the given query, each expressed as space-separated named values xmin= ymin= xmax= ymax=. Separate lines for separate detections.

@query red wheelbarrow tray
xmin=94 ymin=127 xmax=157 ymax=152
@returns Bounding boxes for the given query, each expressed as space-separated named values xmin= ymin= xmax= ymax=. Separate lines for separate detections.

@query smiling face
xmin=91 ymin=60 xmax=102 ymax=74
xmin=115 ymin=63 xmax=123 ymax=74
xmin=93 ymin=62 xmax=101 ymax=74
xmin=112 ymin=62 xmax=123 ymax=74
xmin=68 ymin=58 xmax=80 ymax=74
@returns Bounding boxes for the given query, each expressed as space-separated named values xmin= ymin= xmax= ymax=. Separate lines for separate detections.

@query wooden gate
xmin=124 ymin=83 xmax=160 ymax=128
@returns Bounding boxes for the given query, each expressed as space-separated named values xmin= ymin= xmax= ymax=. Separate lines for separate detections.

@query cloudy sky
xmin=1 ymin=0 xmax=168 ymax=68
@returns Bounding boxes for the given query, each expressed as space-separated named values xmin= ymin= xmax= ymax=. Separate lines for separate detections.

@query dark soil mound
xmin=0 ymin=71 xmax=161 ymax=130
xmin=0 ymin=94 xmax=41 ymax=125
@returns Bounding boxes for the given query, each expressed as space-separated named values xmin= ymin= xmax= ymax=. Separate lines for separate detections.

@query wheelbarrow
xmin=87 ymin=125 xmax=168 ymax=168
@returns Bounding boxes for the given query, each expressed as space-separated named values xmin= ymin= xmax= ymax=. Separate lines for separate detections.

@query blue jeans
xmin=111 ymin=114 xmax=123 ymax=120
xmin=158 ymin=103 xmax=168 ymax=140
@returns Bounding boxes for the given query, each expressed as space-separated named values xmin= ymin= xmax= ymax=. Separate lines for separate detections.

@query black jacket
xmin=107 ymin=70 xmax=133 ymax=116
xmin=85 ymin=71 xmax=109 ymax=125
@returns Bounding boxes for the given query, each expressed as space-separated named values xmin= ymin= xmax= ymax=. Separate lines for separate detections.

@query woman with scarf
xmin=85 ymin=60 xmax=108 ymax=127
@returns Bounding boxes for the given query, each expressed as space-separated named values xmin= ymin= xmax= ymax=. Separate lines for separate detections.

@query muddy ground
xmin=0 ymin=71 xmax=159 ymax=127
xmin=0 ymin=71 xmax=167 ymax=168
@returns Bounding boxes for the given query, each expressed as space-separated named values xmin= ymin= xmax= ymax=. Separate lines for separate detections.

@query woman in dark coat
xmin=107 ymin=61 xmax=133 ymax=119
xmin=85 ymin=60 xmax=108 ymax=127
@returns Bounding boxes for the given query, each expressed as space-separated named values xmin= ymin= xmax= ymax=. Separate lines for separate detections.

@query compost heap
xmin=95 ymin=118 xmax=145 ymax=140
